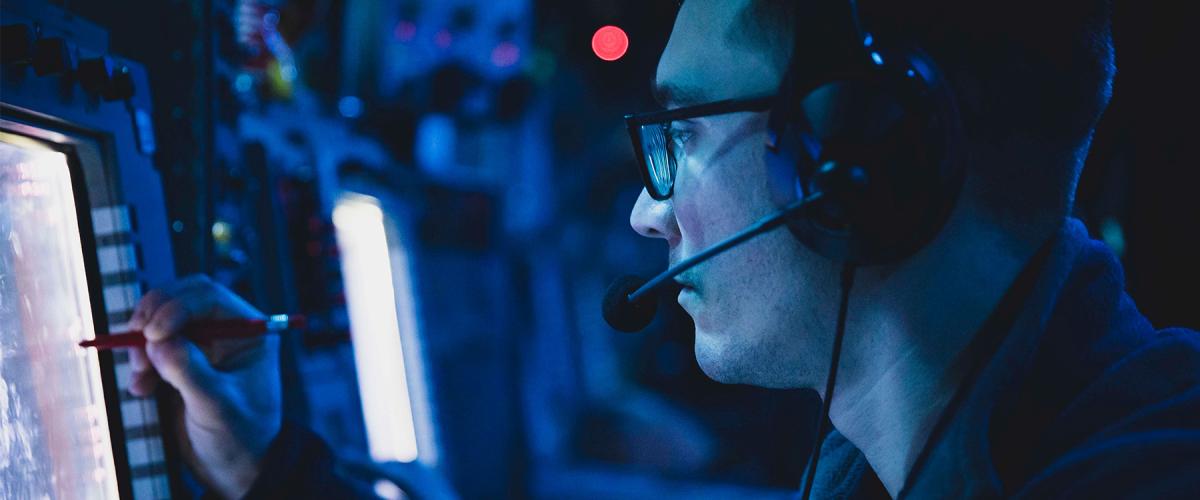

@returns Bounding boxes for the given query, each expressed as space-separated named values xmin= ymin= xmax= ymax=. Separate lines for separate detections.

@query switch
xmin=1 ymin=24 xmax=35 ymax=65
xmin=32 ymin=36 xmax=75 ymax=76
xmin=104 ymin=64 xmax=135 ymax=101
xmin=77 ymin=56 xmax=114 ymax=95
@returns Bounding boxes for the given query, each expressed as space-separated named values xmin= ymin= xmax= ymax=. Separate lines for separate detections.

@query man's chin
xmin=694 ymin=328 xmax=806 ymax=388
xmin=693 ymin=332 xmax=741 ymax=384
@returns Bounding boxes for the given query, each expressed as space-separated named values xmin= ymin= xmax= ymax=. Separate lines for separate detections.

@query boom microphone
xmin=602 ymin=275 xmax=657 ymax=333
xmin=602 ymin=194 xmax=821 ymax=332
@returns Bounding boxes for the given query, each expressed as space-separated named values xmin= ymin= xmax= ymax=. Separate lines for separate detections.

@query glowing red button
xmin=591 ymin=25 xmax=629 ymax=62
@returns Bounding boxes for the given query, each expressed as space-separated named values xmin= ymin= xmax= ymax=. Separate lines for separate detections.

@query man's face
xmin=630 ymin=0 xmax=839 ymax=388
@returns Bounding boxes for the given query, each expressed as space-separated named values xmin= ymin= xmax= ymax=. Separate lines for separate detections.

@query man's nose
xmin=630 ymin=189 xmax=680 ymax=246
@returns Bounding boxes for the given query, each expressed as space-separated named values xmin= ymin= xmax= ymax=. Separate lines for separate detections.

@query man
xmin=627 ymin=0 xmax=1200 ymax=497
xmin=130 ymin=0 xmax=1200 ymax=498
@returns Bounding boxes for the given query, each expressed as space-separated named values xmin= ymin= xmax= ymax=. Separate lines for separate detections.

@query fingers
xmin=129 ymin=288 xmax=166 ymax=331
xmin=128 ymin=346 xmax=161 ymax=397
xmin=134 ymin=274 xmax=261 ymax=397
xmin=142 ymin=285 xmax=265 ymax=367
xmin=141 ymin=290 xmax=221 ymax=397
xmin=129 ymin=275 xmax=216 ymax=397
xmin=143 ymin=292 xmax=207 ymax=343
xmin=131 ymin=274 xmax=214 ymax=331
xmin=141 ymin=274 xmax=259 ymax=343
xmin=145 ymin=336 xmax=224 ymax=404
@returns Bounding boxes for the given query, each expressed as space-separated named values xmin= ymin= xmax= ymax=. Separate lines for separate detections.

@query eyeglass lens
xmin=638 ymin=122 xmax=682 ymax=198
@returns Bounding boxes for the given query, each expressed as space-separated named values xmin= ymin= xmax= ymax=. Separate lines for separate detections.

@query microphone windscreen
xmin=602 ymin=275 xmax=659 ymax=333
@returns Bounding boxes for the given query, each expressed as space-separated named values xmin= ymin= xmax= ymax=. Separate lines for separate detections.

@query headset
xmin=766 ymin=0 xmax=964 ymax=266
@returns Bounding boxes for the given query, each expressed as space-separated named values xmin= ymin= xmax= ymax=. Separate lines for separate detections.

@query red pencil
xmin=78 ymin=314 xmax=307 ymax=350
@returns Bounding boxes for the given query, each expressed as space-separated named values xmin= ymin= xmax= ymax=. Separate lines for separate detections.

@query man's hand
xmin=127 ymin=275 xmax=281 ymax=499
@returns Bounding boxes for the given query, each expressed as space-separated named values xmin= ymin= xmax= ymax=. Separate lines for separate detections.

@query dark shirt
xmin=240 ymin=422 xmax=377 ymax=499
xmin=806 ymin=219 xmax=1200 ymax=498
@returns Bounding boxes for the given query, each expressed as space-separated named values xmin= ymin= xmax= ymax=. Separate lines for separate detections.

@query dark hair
xmin=735 ymin=0 xmax=1116 ymax=229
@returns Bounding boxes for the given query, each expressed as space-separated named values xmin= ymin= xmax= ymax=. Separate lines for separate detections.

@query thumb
xmin=145 ymin=337 xmax=224 ymax=403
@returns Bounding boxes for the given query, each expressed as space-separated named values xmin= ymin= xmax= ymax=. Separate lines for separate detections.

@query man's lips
xmin=673 ymin=271 xmax=698 ymax=292
xmin=674 ymin=272 xmax=701 ymax=319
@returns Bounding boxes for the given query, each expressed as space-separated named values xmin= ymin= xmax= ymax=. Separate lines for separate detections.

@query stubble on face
xmin=670 ymin=118 xmax=832 ymax=389
xmin=646 ymin=0 xmax=840 ymax=390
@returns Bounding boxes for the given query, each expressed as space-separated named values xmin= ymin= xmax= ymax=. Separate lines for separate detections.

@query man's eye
xmin=666 ymin=126 xmax=693 ymax=143
xmin=664 ymin=126 xmax=693 ymax=159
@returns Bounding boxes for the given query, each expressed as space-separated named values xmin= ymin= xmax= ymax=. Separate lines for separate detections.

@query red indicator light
xmin=591 ymin=25 xmax=629 ymax=62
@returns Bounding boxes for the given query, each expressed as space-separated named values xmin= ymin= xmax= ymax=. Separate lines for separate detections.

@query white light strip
xmin=333 ymin=195 xmax=420 ymax=463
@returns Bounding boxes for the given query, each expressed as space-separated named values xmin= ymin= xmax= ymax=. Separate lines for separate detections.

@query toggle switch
xmin=1 ymin=24 xmax=35 ymax=66
xmin=32 ymin=36 xmax=75 ymax=76
xmin=104 ymin=64 xmax=135 ymax=101
xmin=77 ymin=56 xmax=114 ymax=95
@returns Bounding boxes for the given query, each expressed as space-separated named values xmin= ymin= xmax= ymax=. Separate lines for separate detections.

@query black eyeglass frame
xmin=625 ymin=95 xmax=775 ymax=200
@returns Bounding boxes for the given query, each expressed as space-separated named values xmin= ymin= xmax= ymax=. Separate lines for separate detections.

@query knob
xmin=104 ymin=64 xmax=135 ymax=101
xmin=32 ymin=36 xmax=75 ymax=76
xmin=77 ymin=56 xmax=114 ymax=95
xmin=1 ymin=24 xmax=35 ymax=65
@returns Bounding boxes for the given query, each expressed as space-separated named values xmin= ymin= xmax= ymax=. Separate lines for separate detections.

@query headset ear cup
xmin=764 ymin=121 xmax=807 ymax=208
xmin=768 ymin=46 xmax=965 ymax=265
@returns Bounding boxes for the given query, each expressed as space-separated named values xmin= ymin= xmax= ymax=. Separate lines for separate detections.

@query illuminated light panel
xmin=591 ymin=25 xmax=629 ymax=62
xmin=332 ymin=196 xmax=421 ymax=463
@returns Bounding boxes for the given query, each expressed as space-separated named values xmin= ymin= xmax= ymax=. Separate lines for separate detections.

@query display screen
xmin=0 ymin=136 xmax=121 ymax=499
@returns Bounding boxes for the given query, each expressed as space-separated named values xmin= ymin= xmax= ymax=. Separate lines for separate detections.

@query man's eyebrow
xmin=652 ymin=81 xmax=710 ymax=108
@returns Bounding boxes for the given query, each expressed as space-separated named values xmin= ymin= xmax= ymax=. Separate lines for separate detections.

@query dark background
xmin=1076 ymin=0 xmax=1198 ymax=328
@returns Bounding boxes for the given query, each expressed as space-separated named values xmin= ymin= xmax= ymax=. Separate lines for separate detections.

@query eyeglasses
xmin=625 ymin=96 xmax=775 ymax=200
